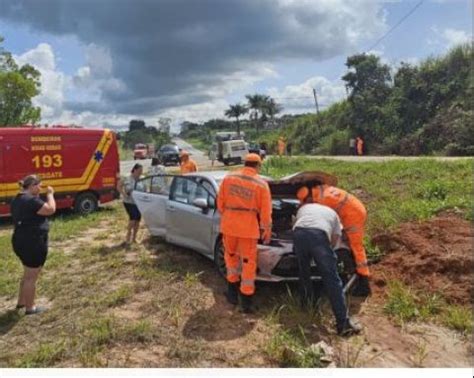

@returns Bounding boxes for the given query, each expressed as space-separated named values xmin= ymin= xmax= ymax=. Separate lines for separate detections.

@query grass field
xmin=261 ymin=157 xmax=473 ymax=233
xmin=0 ymin=158 xmax=472 ymax=367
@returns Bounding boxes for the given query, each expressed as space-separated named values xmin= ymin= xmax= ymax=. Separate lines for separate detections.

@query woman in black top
xmin=11 ymin=175 xmax=56 ymax=315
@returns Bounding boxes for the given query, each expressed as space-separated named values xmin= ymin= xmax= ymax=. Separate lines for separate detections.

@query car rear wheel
xmin=74 ymin=192 xmax=98 ymax=215
xmin=214 ymin=237 xmax=227 ymax=277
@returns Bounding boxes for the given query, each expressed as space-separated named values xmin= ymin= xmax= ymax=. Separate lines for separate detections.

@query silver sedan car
xmin=132 ymin=171 xmax=356 ymax=288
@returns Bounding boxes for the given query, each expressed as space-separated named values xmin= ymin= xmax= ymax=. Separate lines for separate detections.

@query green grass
xmin=265 ymin=326 xmax=323 ymax=368
xmin=182 ymin=137 xmax=210 ymax=153
xmin=384 ymin=280 xmax=472 ymax=334
xmin=0 ymin=206 xmax=121 ymax=297
xmin=261 ymin=157 xmax=473 ymax=234
xmin=118 ymin=141 xmax=134 ymax=161
xmin=15 ymin=341 xmax=68 ymax=368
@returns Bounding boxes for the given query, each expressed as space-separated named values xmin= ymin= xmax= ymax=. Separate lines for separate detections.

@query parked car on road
xmin=132 ymin=170 xmax=356 ymax=289
xmin=156 ymin=144 xmax=180 ymax=166
xmin=247 ymin=142 xmax=267 ymax=160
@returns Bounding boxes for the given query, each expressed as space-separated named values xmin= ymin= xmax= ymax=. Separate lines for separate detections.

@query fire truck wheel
xmin=74 ymin=192 xmax=98 ymax=215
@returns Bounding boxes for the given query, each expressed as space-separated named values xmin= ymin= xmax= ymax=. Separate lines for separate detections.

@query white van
xmin=218 ymin=139 xmax=249 ymax=165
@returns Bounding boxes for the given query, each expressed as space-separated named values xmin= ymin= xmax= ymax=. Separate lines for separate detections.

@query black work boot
xmin=351 ymin=275 xmax=372 ymax=297
xmin=225 ymin=282 xmax=239 ymax=305
xmin=239 ymin=293 xmax=256 ymax=314
xmin=337 ymin=317 xmax=362 ymax=337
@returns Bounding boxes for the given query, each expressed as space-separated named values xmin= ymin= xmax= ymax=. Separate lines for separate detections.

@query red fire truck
xmin=0 ymin=126 xmax=120 ymax=216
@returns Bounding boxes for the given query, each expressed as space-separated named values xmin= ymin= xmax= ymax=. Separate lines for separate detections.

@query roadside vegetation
xmin=261 ymin=157 xmax=473 ymax=234
xmin=180 ymin=43 xmax=473 ymax=157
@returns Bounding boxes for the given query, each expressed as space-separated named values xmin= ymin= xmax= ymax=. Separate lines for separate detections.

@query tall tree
xmin=224 ymin=103 xmax=248 ymax=136
xmin=342 ymin=53 xmax=392 ymax=144
xmin=0 ymin=36 xmax=41 ymax=126
xmin=245 ymin=94 xmax=270 ymax=134
xmin=263 ymin=97 xmax=282 ymax=124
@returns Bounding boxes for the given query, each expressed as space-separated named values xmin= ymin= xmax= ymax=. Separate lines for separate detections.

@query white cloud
xmin=14 ymin=43 xmax=69 ymax=119
xmin=430 ymin=26 xmax=472 ymax=49
xmin=267 ymin=75 xmax=346 ymax=114
xmin=442 ymin=28 xmax=472 ymax=47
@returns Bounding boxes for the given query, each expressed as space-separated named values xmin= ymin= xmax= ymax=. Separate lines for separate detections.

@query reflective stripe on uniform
xmin=241 ymin=279 xmax=255 ymax=288
xmin=227 ymin=267 xmax=241 ymax=275
xmin=229 ymin=173 xmax=267 ymax=188
xmin=225 ymin=206 xmax=258 ymax=212
xmin=356 ymin=261 xmax=368 ymax=268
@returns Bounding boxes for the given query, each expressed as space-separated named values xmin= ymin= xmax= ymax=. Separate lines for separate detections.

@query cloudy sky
xmin=0 ymin=0 xmax=472 ymax=131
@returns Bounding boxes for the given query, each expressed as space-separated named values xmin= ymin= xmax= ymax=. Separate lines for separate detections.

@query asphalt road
xmin=120 ymin=137 xmax=222 ymax=175
xmin=120 ymin=139 xmax=472 ymax=175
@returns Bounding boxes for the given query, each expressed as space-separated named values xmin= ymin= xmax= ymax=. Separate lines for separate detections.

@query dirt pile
xmin=371 ymin=212 xmax=473 ymax=305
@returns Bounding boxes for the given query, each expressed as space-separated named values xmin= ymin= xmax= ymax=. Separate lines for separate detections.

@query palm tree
xmin=263 ymin=98 xmax=282 ymax=127
xmin=224 ymin=103 xmax=248 ymax=137
xmin=245 ymin=94 xmax=269 ymax=134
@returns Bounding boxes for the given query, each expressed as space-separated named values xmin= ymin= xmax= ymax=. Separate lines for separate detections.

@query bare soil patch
xmin=371 ymin=212 xmax=473 ymax=305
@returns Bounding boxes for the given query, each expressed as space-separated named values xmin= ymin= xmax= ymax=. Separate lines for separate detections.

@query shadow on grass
xmin=142 ymin=235 xmax=364 ymax=345
xmin=0 ymin=309 xmax=22 ymax=336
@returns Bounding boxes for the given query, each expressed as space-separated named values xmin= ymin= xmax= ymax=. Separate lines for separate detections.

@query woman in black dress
xmin=11 ymin=175 xmax=56 ymax=315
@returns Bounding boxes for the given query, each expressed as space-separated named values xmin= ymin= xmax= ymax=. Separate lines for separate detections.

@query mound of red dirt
xmin=371 ymin=212 xmax=473 ymax=305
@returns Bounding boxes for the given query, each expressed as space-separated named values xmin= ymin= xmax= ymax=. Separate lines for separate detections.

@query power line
xmin=366 ymin=0 xmax=424 ymax=52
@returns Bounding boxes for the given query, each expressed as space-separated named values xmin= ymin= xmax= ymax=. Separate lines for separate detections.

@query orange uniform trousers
xmin=312 ymin=185 xmax=369 ymax=276
xmin=223 ymin=234 xmax=258 ymax=296
xmin=338 ymin=199 xmax=368 ymax=276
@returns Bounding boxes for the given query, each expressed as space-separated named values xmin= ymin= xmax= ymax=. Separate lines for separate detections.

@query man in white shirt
xmin=294 ymin=187 xmax=361 ymax=336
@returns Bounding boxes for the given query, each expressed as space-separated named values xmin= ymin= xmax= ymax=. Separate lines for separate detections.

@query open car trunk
xmin=268 ymin=171 xmax=338 ymax=241
xmin=256 ymin=171 xmax=356 ymax=289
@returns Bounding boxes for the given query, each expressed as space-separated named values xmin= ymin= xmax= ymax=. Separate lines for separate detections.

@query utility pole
xmin=312 ymin=88 xmax=320 ymax=115
xmin=313 ymin=88 xmax=321 ymax=129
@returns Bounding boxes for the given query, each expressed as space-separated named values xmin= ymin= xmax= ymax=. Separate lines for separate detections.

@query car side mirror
xmin=193 ymin=198 xmax=209 ymax=211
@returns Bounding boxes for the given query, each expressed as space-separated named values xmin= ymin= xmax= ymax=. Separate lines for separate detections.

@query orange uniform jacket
xmin=311 ymin=184 xmax=369 ymax=276
xmin=180 ymin=159 xmax=198 ymax=174
xmin=217 ymin=167 xmax=272 ymax=239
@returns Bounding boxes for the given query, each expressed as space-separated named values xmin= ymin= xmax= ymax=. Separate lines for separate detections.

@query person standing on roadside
xmin=120 ymin=163 xmax=143 ymax=245
xmin=11 ymin=175 xmax=56 ymax=315
xmin=180 ymin=150 xmax=198 ymax=173
xmin=148 ymin=157 xmax=165 ymax=176
xmin=356 ymin=136 xmax=364 ymax=156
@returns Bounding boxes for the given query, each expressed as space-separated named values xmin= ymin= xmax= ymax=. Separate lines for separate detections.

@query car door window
xmin=171 ymin=177 xmax=215 ymax=207
xmin=134 ymin=177 xmax=151 ymax=192
xmin=170 ymin=177 xmax=198 ymax=204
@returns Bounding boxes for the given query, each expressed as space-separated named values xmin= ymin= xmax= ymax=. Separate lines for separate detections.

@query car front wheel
xmin=214 ymin=237 xmax=227 ymax=278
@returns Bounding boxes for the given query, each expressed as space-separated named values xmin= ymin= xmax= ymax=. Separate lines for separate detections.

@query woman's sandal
xmin=25 ymin=306 xmax=46 ymax=315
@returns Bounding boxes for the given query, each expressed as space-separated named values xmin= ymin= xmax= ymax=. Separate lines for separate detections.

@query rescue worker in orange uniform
xmin=278 ymin=136 xmax=286 ymax=156
xmin=356 ymin=136 xmax=364 ymax=156
xmin=179 ymin=150 xmax=198 ymax=173
xmin=217 ymin=153 xmax=272 ymax=313
xmin=296 ymin=185 xmax=371 ymax=297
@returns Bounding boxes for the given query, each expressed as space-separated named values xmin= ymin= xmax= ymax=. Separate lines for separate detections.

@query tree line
xmin=181 ymin=43 xmax=473 ymax=156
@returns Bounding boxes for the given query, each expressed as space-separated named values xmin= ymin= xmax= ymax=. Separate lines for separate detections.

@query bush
xmin=315 ymin=129 xmax=350 ymax=155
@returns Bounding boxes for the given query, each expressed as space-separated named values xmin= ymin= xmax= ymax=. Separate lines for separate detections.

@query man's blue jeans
xmin=293 ymin=227 xmax=348 ymax=327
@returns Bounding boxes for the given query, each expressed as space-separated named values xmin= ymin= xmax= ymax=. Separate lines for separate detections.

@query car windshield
xmin=161 ymin=145 xmax=178 ymax=153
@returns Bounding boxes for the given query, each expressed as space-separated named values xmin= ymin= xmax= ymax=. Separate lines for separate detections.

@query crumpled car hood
xmin=268 ymin=171 xmax=338 ymax=198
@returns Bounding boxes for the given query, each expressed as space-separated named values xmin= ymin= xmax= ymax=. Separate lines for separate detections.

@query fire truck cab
xmin=0 ymin=126 xmax=120 ymax=216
